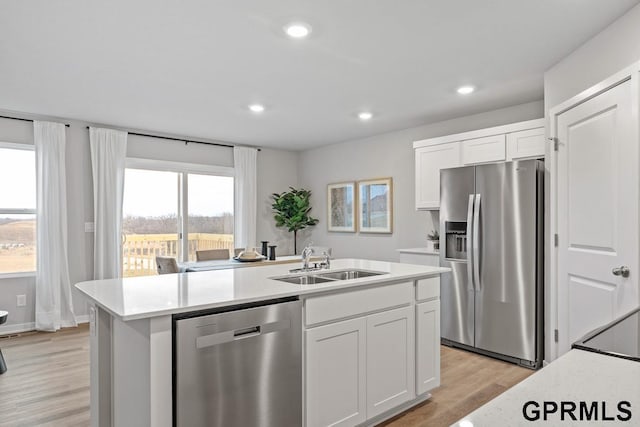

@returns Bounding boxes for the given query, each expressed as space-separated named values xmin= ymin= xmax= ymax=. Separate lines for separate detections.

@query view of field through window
xmin=0 ymin=147 xmax=36 ymax=274
xmin=122 ymin=169 xmax=234 ymax=277
xmin=0 ymin=214 xmax=36 ymax=273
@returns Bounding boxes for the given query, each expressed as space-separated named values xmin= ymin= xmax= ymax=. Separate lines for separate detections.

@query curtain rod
xmin=0 ymin=115 xmax=70 ymax=127
xmin=85 ymin=126 xmax=261 ymax=151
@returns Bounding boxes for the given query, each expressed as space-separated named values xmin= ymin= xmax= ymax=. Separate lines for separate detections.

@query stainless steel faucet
xmin=321 ymin=251 xmax=330 ymax=269
xmin=301 ymin=245 xmax=314 ymax=270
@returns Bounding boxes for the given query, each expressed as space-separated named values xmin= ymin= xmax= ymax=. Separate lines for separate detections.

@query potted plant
xmin=271 ymin=187 xmax=319 ymax=254
xmin=427 ymin=230 xmax=440 ymax=252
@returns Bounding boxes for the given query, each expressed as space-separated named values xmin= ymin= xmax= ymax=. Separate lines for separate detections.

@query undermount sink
xmin=316 ymin=269 xmax=386 ymax=281
xmin=270 ymin=269 xmax=386 ymax=285
xmin=271 ymin=275 xmax=336 ymax=285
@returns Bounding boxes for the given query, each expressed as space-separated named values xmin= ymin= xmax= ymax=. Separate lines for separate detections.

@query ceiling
xmin=0 ymin=1 xmax=638 ymax=150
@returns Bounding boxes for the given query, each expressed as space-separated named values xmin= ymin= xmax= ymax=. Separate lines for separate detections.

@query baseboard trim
xmin=0 ymin=321 xmax=36 ymax=336
xmin=0 ymin=315 xmax=90 ymax=336
xmin=76 ymin=314 xmax=90 ymax=324
xmin=358 ymin=393 xmax=432 ymax=427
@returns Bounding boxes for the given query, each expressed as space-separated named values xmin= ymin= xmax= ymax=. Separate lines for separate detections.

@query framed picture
xmin=327 ymin=182 xmax=356 ymax=232
xmin=358 ymin=177 xmax=392 ymax=233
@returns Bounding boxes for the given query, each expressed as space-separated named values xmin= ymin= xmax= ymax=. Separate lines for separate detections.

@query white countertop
xmin=397 ymin=247 xmax=440 ymax=255
xmin=453 ymin=350 xmax=640 ymax=426
xmin=76 ymin=258 xmax=449 ymax=321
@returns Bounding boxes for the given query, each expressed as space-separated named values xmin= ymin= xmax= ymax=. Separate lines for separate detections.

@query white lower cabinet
xmin=416 ymin=300 xmax=441 ymax=395
xmin=306 ymin=317 xmax=367 ymax=427
xmin=305 ymin=280 xmax=440 ymax=426
xmin=366 ymin=306 xmax=415 ymax=418
xmin=398 ymin=252 xmax=440 ymax=267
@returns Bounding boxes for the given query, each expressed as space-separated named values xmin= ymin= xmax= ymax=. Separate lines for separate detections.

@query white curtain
xmin=234 ymin=147 xmax=258 ymax=251
xmin=34 ymin=121 xmax=77 ymax=331
xmin=90 ymin=127 xmax=127 ymax=279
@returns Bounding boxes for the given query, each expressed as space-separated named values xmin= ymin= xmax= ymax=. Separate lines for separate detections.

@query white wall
xmin=256 ymin=148 xmax=299 ymax=256
xmin=0 ymin=111 xmax=299 ymax=332
xmin=298 ymin=100 xmax=544 ymax=262
xmin=544 ymin=3 xmax=640 ymax=112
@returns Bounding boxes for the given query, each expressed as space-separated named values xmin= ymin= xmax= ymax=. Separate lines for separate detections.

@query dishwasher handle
xmin=234 ymin=325 xmax=260 ymax=338
xmin=196 ymin=319 xmax=291 ymax=349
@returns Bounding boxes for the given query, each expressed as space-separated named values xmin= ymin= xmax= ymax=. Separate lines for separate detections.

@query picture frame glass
xmin=328 ymin=183 xmax=355 ymax=232
xmin=359 ymin=178 xmax=392 ymax=233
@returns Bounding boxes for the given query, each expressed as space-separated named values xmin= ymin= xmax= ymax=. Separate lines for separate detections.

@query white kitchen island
xmin=76 ymin=259 xmax=449 ymax=427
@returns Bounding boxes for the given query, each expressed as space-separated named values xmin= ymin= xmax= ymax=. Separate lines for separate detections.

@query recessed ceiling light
xmin=358 ymin=112 xmax=373 ymax=121
xmin=284 ymin=22 xmax=312 ymax=39
xmin=248 ymin=104 xmax=265 ymax=113
xmin=457 ymin=85 xmax=475 ymax=95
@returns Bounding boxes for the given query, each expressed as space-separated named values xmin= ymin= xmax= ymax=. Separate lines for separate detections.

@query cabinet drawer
xmin=305 ymin=282 xmax=413 ymax=326
xmin=416 ymin=276 xmax=440 ymax=301
xmin=461 ymin=135 xmax=506 ymax=165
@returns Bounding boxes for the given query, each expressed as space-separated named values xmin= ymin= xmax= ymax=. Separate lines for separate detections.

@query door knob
xmin=612 ymin=266 xmax=630 ymax=278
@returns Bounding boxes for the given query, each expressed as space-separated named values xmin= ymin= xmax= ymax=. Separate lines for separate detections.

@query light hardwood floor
xmin=0 ymin=325 xmax=90 ymax=426
xmin=0 ymin=325 xmax=533 ymax=426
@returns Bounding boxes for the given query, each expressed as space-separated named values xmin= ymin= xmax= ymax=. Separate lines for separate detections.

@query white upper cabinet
xmin=415 ymin=142 xmax=461 ymax=210
xmin=507 ymin=127 xmax=546 ymax=160
xmin=461 ymin=134 xmax=506 ymax=165
xmin=413 ymin=118 xmax=544 ymax=210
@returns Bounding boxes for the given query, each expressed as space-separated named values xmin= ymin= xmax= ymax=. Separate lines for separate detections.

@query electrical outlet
xmin=84 ymin=222 xmax=95 ymax=233
xmin=16 ymin=294 xmax=26 ymax=307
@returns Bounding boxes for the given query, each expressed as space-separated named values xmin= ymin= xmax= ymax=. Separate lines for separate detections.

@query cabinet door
xmin=507 ymin=127 xmax=545 ymax=160
xmin=461 ymin=134 xmax=506 ymax=165
xmin=415 ymin=142 xmax=460 ymax=209
xmin=306 ymin=318 xmax=367 ymax=427
xmin=416 ymin=300 xmax=440 ymax=395
xmin=366 ymin=306 xmax=415 ymax=418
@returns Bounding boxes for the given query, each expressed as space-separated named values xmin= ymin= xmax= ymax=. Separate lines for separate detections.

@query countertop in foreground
xmin=453 ymin=350 xmax=640 ymax=426
xmin=76 ymin=258 xmax=448 ymax=321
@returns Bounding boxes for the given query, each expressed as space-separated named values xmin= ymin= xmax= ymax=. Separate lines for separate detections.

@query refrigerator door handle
xmin=466 ymin=194 xmax=475 ymax=291
xmin=473 ymin=193 xmax=481 ymax=290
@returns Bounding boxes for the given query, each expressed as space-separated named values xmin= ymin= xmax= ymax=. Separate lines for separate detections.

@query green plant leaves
xmin=271 ymin=187 xmax=319 ymax=233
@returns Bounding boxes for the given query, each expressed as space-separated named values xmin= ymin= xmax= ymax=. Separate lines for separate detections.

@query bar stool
xmin=0 ymin=310 xmax=7 ymax=374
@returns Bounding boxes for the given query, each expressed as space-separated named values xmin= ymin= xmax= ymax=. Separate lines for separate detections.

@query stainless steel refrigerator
xmin=439 ymin=159 xmax=543 ymax=368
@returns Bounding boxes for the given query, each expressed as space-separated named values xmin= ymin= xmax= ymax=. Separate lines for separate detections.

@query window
xmin=0 ymin=144 xmax=36 ymax=275
xmin=122 ymin=160 xmax=234 ymax=277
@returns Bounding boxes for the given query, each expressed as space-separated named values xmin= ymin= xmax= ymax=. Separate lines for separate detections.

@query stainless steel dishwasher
xmin=173 ymin=297 xmax=302 ymax=427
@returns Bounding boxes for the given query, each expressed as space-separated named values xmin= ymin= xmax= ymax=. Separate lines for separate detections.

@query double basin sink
xmin=270 ymin=269 xmax=385 ymax=285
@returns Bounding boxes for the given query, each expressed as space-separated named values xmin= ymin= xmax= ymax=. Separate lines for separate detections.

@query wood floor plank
xmin=0 ymin=325 xmax=91 ymax=427
xmin=382 ymin=346 xmax=534 ymax=426
xmin=0 ymin=324 xmax=533 ymax=426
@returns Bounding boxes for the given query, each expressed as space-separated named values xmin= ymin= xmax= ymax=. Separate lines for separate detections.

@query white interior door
xmin=556 ymin=78 xmax=639 ymax=355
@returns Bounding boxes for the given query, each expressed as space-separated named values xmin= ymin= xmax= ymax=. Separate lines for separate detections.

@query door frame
xmin=548 ymin=61 xmax=640 ymax=362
